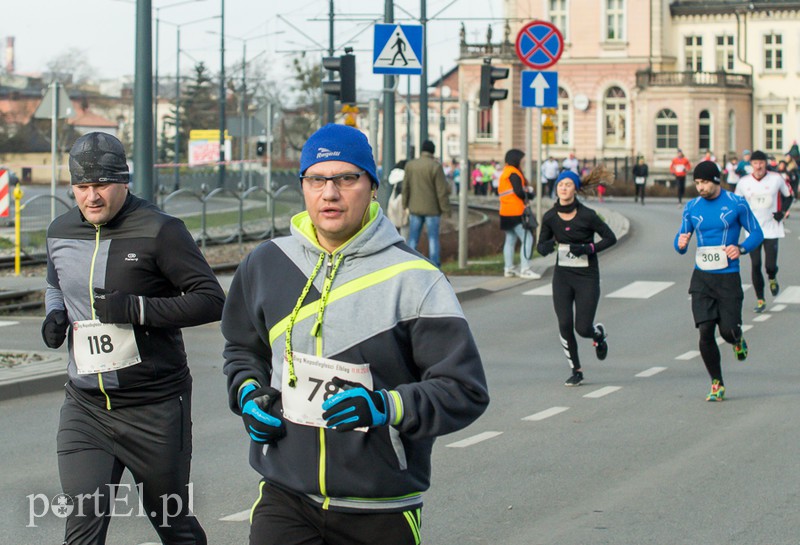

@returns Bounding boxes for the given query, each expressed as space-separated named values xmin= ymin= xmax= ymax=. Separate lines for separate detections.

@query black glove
xmin=239 ymin=382 xmax=286 ymax=444
xmin=321 ymin=377 xmax=394 ymax=432
xmin=93 ymin=288 xmax=138 ymax=324
xmin=537 ymin=239 xmax=556 ymax=256
xmin=569 ymin=243 xmax=595 ymax=257
xmin=773 ymin=210 xmax=785 ymax=222
xmin=41 ymin=310 xmax=69 ymax=349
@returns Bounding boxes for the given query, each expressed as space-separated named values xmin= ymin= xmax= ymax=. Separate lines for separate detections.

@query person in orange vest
xmin=670 ymin=148 xmax=692 ymax=204
xmin=498 ymin=149 xmax=540 ymax=279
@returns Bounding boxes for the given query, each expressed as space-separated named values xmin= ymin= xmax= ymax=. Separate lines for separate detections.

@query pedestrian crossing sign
xmin=373 ymin=23 xmax=423 ymax=75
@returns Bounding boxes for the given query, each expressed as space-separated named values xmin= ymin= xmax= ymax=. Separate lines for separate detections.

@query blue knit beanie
xmin=557 ymin=169 xmax=581 ymax=189
xmin=300 ymin=124 xmax=379 ymax=186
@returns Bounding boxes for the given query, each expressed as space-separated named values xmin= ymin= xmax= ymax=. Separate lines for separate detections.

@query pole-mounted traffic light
xmin=479 ymin=58 xmax=509 ymax=109
xmin=322 ymin=47 xmax=356 ymax=105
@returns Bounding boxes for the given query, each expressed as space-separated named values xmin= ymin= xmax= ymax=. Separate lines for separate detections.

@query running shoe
xmin=733 ymin=336 xmax=748 ymax=361
xmin=565 ymin=371 xmax=583 ymax=387
xmin=518 ymin=268 xmax=541 ymax=280
xmin=753 ymin=300 xmax=766 ymax=313
xmin=706 ymin=380 xmax=726 ymax=402
xmin=593 ymin=323 xmax=608 ymax=361
xmin=503 ymin=267 xmax=518 ymax=278
xmin=769 ymin=278 xmax=780 ymax=297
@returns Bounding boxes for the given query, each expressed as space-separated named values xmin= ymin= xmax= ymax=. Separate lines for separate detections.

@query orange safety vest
xmin=498 ymin=165 xmax=526 ymax=216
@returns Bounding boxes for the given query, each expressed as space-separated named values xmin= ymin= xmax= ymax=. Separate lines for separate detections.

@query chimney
xmin=5 ymin=36 xmax=14 ymax=73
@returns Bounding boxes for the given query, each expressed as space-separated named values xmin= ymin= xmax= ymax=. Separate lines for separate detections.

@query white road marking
xmin=523 ymin=285 xmax=552 ymax=296
xmin=775 ymin=286 xmax=800 ymax=304
xmin=446 ymin=431 xmax=503 ymax=448
xmin=742 ymin=283 xmax=752 ymax=292
xmin=219 ymin=510 xmax=250 ymax=522
xmin=0 ymin=320 xmax=19 ymax=327
xmin=753 ymin=314 xmax=771 ymax=322
xmin=636 ymin=366 xmax=667 ymax=378
xmin=583 ymin=386 xmax=621 ymax=399
xmin=522 ymin=406 xmax=569 ymax=421
xmin=771 ymin=304 xmax=787 ymax=312
xmin=676 ymin=350 xmax=700 ymax=360
xmin=606 ymin=281 xmax=674 ymax=299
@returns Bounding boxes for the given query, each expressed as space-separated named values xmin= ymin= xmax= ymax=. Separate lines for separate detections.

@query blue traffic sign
xmin=373 ymin=24 xmax=423 ymax=75
xmin=521 ymin=71 xmax=558 ymax=108
xmin=515 ymin=21 xmax=564 ymax=70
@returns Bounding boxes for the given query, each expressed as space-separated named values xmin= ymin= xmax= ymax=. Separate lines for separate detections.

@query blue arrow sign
xmin=373 ymin=24 xmax=423 ymax=75
xmin=521 ymin=71 xmax=558 ymax=108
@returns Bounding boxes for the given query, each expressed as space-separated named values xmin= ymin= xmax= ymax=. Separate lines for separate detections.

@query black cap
xmin=750 ymin=150 xmax=768 ymax=162
xmin=421 ymin=140 xmax=435 ymax=153
xmin=693 ymin=160 xmax=721 ymax=183
xmin=69 ymin=132 xmax=130 ymax=184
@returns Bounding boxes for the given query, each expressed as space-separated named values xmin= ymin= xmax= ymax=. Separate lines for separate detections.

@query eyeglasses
xmin=299 ymin=171 xmax=365 ymax=190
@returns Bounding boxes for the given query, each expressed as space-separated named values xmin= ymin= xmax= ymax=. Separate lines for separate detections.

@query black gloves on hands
xmin=569 ymin=243 xmax=595 ymax=257
xmin=537 ymin=239 xmax=556 ymax=256
xmin=41 ymin=310 xmax=69 ymax=349
xmin=773 ymin=211 xmax=785 ymax=222
xmin=93 ymin=288 xmax=139 ymax=324
xmin=321 ymin=377 xmax=392 ymax=432
xmin=239 ymin=382 xmax=286 ymax=444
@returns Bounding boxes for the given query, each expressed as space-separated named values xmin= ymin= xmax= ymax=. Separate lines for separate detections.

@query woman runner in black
xmin=537 ymin=168 xmax=617 ymax=386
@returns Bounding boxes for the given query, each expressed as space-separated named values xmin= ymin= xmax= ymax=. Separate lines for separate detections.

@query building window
xmin=765 ymin=113 xmax=783 ymax=151
xmin=603 ymin=86 xmax=626 ymax=148
xmin=655 ymin=109 xmax=678 ymax=150
xmin=477 ymin=97 xmax=494 ymax=139
xmin=685 ymin=36 xmax=703 ymax=72
xmin=605 ymin=0 xmax=625 ymax=41
xmin=548 ymin=0 xmax=568 ymax=40
xmin=446 ymin=107 xmax=459 ymax=125
xmin=716 ymin=35 xmax=734 ymax=71
xmin=764 ymin=33 xmax=783 ymax=70
xmin=557 ymin=87 xmax=570 ymax=146
xmin=728 ymin=109 xmax=736 ymax=153
xmin=698 ymin=110 xmax=711 ymax=152
xmin=447 ymin=134 xmax=460 ymax=160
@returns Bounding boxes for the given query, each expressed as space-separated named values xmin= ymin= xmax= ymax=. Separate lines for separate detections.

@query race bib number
xmin=557 ymin=244 xmax=589 ymax=268
xmin=635 ymin=177 xmax=645 ymax=185
xmin=674 ymin=164 xmax=685 ymax=174
xmin=695 ymin=246 xmax=728 ymax=271
xmin=72 ymin=320 xmax=141 ymax=375
xmin=281 ymin=352 xmax=373 ymax=428
xmin=748 ymin=194 xmax=771 ymax=210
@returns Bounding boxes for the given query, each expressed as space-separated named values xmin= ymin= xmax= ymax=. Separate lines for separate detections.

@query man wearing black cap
xmin=42 ymin=132 xmax=224 ymax=543
xmin=221 ymin=124 xmax=488 ymax=545
xmin=674 ymin=161 xmax=763 ymax=401
xmin=734 ymin=150 xmax=793 ymax=313
xmin=402 ymin=139 xmax=450 ymax=267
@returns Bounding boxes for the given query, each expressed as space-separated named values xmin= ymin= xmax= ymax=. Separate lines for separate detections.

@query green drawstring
xmin=285 ymin=252 xmax=326 ymax=388
xmin=311 ymin=253 xmax=344 ymax=337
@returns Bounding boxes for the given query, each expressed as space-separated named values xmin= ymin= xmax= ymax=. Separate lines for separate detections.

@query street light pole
xmin=174 ymin=25 xmax=182 ymax=190
xmin=135 ymin=0 xmax=154 ymax=202
xmin=218 ymin=0 xmax=226 ymax=188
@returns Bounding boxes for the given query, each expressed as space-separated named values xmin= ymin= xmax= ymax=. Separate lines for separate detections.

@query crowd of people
xmin=38 ymin=127 xmax=800 ymax=543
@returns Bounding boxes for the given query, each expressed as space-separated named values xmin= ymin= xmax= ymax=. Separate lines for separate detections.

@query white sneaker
xmin=519 ymin=268 xmax=541 ymax=279
xmin=503 ymin=268 xmax=518 ymax=278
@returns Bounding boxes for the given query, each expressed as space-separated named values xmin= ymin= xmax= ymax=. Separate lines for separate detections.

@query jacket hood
xmin=290 ymin=201 xmax=404 ymax=258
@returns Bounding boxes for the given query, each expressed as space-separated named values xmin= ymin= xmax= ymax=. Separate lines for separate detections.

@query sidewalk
xmin=0 ymin=204 xmax=629 ymax=401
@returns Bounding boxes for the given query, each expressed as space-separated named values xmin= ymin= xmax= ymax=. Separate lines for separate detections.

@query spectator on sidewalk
xmin=670 ymin=148 xmax=691 ymax=204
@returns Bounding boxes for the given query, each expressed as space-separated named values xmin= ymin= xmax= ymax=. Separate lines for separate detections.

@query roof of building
xmin=671 ymin=0 xmax=800 ymax=15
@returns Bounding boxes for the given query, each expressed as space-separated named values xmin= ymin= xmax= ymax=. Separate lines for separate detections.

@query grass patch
xmin=441 ymin=253 xmax=506 ymax=276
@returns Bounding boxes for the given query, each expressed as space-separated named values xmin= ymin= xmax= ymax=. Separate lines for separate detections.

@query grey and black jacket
xmin=45 ymin=192 xmax=225 ymax=409
xmin=221 ymin=203 xmax=489 ymax=513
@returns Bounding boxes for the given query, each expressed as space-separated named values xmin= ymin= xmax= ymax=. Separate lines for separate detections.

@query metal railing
xmin=636 ymin=69 xmax=752 ymax=89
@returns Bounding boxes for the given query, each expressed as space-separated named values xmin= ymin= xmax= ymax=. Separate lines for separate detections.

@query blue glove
xmin=239 ymin=382 xmax=285 ymax=444
xmin=569 ymin=243 xmax=595 ymax=257
xmin=322 ymin=377 xmax=391 ymax=432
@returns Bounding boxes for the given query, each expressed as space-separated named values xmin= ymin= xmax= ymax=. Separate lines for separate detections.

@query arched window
xmin=698 ymin=110 xmax=711 ymax=152
xmin=603 ymin=86 xmax=626 ymax=147
xmin=446 ymin=107 xmax=459 ymax=125
xmin=655 ymin=109 xmax=678 ymax=150
xmin=557 ymin=87 xmax=570 ymax=146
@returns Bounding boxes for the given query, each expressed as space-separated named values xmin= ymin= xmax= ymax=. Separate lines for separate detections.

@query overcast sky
xmin=2 ymin=0 xmax=503 ymax=92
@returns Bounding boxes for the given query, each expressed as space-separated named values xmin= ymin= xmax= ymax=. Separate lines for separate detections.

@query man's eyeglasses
xmin=299 ymin=171 xmax=365 ymax=190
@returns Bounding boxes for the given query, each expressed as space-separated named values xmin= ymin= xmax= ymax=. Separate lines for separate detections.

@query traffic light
xmin=256 ymin=140 xmax=266 ymax=157
xmin=322 ymin=47 xmax=356 ymax=105
xmin=479 ymin=58 xmax=509 ymax=109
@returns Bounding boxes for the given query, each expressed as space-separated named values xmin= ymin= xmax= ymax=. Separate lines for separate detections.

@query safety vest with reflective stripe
xmin=498 ymin=165 xmax=526 ymax=216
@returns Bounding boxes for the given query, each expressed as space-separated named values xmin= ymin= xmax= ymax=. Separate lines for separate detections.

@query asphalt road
xmin=2 ymin=197 xmax=800 ymax=544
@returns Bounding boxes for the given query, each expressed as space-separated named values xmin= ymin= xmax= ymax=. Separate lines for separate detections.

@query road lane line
xmin=753 ymin=314 xmax=771 ymax=322
xmin=0 ymin=320 xmax=19 ymax=327
xmin=676 ymin=350 xmax=700 ymax=360
xmin=219 ymin=509 xmax=250 ymax=522
xmin=583 ymin=386 xmax=621 ymax=399
xmin=446 ymin=431 xmax=502 ymax=448
xmin=523 ymin=285 xmax=552 ymax=296
xmin=775 ymin=286 xmax=800 ymax=304
xmin=606 ymin=281 xmax=674 ymax=299
xmin=771 ymin=304 xmax=787 ymax=312
xmin=522 ymin=406 xmax=569 ymax=421
xmin=636 ymin=366 xmax=667 ymax=378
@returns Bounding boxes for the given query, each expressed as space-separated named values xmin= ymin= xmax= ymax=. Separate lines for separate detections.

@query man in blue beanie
xmin=221 ymin=124 xmax=489 ymax=545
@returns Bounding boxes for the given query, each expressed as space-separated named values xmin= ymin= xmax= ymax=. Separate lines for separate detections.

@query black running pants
xmin=748 ymin=238 xmax=779 ymax=300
